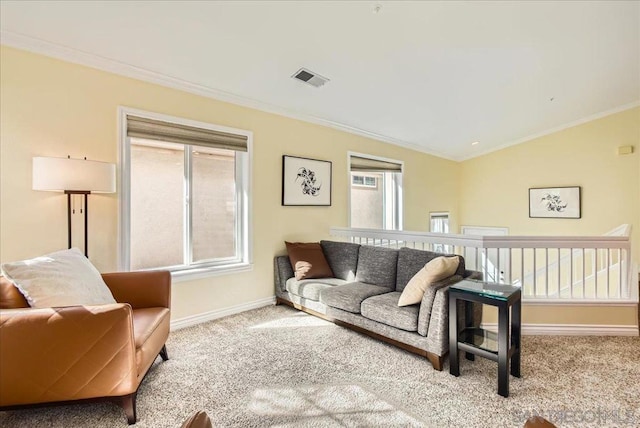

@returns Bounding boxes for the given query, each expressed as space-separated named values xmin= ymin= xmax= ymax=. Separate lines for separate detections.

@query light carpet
xmin=1 ymin=305 xmax=638 ymax=427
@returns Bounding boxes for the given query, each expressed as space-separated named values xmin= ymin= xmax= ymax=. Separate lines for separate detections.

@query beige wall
xmin=459 ymin=107 xmax=640 ymax=325
xmin=1 ymin=46 xmax=636 ymax=327
xmin=0 ymin=46 xmax=460 ymax=320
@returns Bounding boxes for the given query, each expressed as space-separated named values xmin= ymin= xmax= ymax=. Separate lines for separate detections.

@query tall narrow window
xmin=430 ymin=212 xmax=450 ymax=233
xmin=349 ymin=154 xmax=403 ymax=230
xmin=430 ymin=212 xmax=450 ymax=253
xmin=120 ymin=111 xmax=251 ymax=276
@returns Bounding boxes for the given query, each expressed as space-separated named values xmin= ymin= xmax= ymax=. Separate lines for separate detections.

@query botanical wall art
xmin=282 ymin=155 xmax=332 ymax=206
xmin=529 ymin=186 xmax=581 ymax=219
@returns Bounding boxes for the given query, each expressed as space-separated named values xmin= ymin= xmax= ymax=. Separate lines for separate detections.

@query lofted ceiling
xmin=1 ymin=1 xmax=638 ymax=160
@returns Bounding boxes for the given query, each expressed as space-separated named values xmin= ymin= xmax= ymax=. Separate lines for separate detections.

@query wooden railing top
xmin=330 ymin=225 xmax=631 ymax=250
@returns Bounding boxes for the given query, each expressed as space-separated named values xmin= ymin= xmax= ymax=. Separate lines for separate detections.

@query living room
xmin=1 ymin=1 xmax=638 ymax=427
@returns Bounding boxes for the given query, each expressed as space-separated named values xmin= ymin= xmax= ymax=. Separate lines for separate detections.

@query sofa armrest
xmin=425 ymin=287 xmax=483 ymax=357
xmin=102 ymin=271 xmax=171 ymax=309
xmin=417 ymin=275 xmax=462 ymax=336
xmin=274 ymin=256 xmax=294 ymax=292
xmin=464 ymin=269 xmax=483 ymax=280
xmin=0 ymin=304 xmax=137 ymax=406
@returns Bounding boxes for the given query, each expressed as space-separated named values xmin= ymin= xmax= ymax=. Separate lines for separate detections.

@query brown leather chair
xmin=0 ymin=271 xmax=171 ymax=425
xmin=524 ymin=416 xmax=557 ymax=428
xmin=181 ymin=411 xmax=213 ymax=428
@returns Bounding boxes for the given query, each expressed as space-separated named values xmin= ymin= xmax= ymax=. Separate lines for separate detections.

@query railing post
xmin=570 ymin=248 xmax=574 ymax=299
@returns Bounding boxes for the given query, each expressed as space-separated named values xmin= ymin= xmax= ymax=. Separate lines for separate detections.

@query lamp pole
xmin=64 ymin=190 xmax=91 ymax=257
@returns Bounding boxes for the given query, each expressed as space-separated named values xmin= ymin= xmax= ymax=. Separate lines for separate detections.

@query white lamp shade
xmin=33 ymin=156 xmax=116 ymax=193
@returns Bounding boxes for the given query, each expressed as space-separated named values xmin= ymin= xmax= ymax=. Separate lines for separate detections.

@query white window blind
xmin=127 ymin=115 xmax=248 ymax=152
xmin=349 ymin=155 xmax=402 ymax=173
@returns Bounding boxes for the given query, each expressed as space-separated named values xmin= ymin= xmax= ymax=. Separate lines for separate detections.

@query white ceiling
xmin=1 ymin=1 xmax=638 ymax=160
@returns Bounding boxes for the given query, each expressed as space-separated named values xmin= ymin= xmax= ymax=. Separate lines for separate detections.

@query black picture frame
xmin=529 ymin=186 xmax=581 ymax=219
xmin=282 ymin=155 xmax=332 ymax=206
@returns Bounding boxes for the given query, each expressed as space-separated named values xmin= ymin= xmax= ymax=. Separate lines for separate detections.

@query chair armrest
xmin=102 ymin=271 xmax=171 ymax=309
xmin=0 ymin=304 xmax=137 ymax=406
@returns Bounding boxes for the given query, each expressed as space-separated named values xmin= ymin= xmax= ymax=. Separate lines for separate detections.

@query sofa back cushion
xmin=355 ymin=246 xmax=398 ymax=289
xmin=396 ymin=247 xmax=465 ymax=292
xmin=320 ymin=240 xmax=360 ymax=281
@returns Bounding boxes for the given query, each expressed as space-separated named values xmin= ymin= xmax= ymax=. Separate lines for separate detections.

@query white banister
xmin=329 ymin=225 xmax=636 ymax=304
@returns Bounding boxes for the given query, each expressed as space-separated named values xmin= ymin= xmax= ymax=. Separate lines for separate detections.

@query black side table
xmin=449 ymin=279 xmax=521 ymax=397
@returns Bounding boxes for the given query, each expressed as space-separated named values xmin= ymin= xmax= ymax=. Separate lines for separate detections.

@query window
xmin=430 ymin=212 xmax=450 ymax=234
xmin=349 ymin=153 xmax=403 ymax=230
xmin=119 ymin=109 xmax=251 ymax=278
xmin=430 ymin=212 xmax=450 ymax=253
xmin=351 ymin=175 xmax=377 ymax=188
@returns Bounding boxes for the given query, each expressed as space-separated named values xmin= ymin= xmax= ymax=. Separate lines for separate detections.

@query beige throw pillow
xmin=1 ymin=248 xmax=116 ymax=308
xmin=397 ymin=256 xmax=459 ymax=306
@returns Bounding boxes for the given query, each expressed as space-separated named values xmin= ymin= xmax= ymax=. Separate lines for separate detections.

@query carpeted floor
xmin=1 ymin=305 xmax=639 ymax=427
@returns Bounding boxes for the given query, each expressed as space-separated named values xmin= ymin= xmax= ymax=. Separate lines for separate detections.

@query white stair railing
xmin=329 ymin=225 xmax=636 ymax=303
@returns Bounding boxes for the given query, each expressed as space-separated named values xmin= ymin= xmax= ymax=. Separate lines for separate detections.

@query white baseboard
xmin=481 ymin=323 xmax=639 ymax=336
xmin=170 ymin=296 xmax=276 ymax=331
xmin=169 ymin=297 xmax=638 ymax=335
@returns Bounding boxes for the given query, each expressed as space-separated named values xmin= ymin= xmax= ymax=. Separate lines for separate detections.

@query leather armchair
xmin=181 ymin=411 xmax=213 ymax=428
xmin=0 ymin=270 xmax=171 ymax=425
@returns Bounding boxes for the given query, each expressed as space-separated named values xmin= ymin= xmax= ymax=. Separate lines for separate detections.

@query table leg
xmin=498 ymin=303 xmax=510 ymax=397
xmin=464 ymin=300 xmax=475 ymax=361
xmin=449 ymin=294 xmax=459 ymax=377
xmin=511 ymin=298 xmax=521 ymax=378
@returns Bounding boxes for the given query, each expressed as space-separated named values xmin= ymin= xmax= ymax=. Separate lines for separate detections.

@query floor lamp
xmin=32 ymin=156 xmax=116 ymax=257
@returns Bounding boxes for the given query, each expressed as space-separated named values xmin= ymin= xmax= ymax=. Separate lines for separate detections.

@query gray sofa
xmin=274 ymin=240 xmax=482 ymax=370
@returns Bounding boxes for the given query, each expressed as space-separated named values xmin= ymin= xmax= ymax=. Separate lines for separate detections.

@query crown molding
xmin=0 ymin=30 xmax=454 ymax=161
xmin=456 ymin=101 xmax=640 ymax=162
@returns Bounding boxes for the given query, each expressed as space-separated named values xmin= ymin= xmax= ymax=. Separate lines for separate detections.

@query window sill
xmin=170 ymin=262 xmax=253 ymax=283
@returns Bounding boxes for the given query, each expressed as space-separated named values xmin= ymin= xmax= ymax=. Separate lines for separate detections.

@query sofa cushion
xmin=285 ymin=242 xmax=334 ymax=280
xmin=354 ymin=246 xmax=398 ymax=289
xmin=319 ymin=282 xmax=390 ymax=313
xmin=133 ymin=307 xmax=170 ymax=376
xmin=286 ymin=277 xmax=347 ymax=301
xmin=1 ymin=248 xmax=116 ymax=308
xmin=361 ymin=292 xmax=419 ymax=332
xmin=132 ymin=307 xmax=170 ymax=350
xmin=396 ymin=247 xmax=466 ymax=292
xmin=398 ymin=256 xmax=459 ymax=306
xmin=320 ymin=240 xmax=360 ymax=281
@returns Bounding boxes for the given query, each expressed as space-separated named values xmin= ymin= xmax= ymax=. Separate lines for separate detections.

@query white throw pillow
xmin=397 ymin=256 xmax=459 ymax=307
xmin=1 ymin=248 xmax=116 ymax=308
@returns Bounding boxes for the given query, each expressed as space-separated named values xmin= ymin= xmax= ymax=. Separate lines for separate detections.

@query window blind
xmin=349 ymin=155 xmax=402 ymax=173
xmin=430 ymin=212 xmax=449 ymax=219
xmin=126 ymin=116 xmax=248 ymax=152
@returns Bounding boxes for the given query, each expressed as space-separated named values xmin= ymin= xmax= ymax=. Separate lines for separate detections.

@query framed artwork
xmin=529 ymin=186 xmax=581 ymax=219
xmin=282 ymin=155 xmax=332 ymax=206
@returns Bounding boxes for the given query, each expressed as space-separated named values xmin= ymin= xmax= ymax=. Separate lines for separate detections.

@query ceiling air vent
xmin=292 ymin=68 xmax=329 ymax=88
